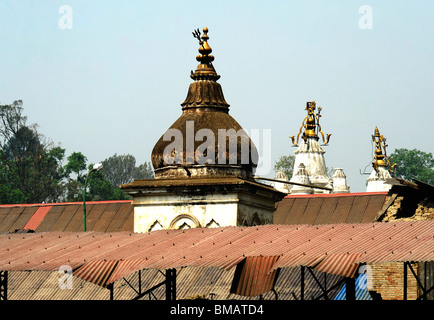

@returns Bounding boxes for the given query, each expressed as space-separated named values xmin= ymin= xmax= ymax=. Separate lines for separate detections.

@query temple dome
xmin=151 ymin=27 xmax=258 ymax=179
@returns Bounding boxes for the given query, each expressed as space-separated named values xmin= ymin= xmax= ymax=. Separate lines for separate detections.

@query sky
xmin=0 ymin=1 xmax=433 ymax=192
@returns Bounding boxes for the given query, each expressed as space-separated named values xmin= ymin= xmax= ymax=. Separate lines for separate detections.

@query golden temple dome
xmin=151 ymin=27 xmax=258 ymax=179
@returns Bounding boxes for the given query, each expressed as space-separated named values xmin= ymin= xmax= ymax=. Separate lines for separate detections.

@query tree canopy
xmin=0 ymin=101 xmax=154 ymax=204
xmin=102 ymin=153 xmax=154 ymax=189
xmin=389 ymin=148 xmax=434 ymax=185
xmin=273 ymin=155 xmax=295 ymax=179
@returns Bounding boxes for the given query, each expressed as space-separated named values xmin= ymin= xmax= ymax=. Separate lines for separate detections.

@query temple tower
xmin=288 ymin=101 xmax=333 ymax=194
xmin=366 ymin=127 xmax=397 ymax=192
xmin=121 ymin=27 xmax=286 ymax=232
xmin=331 ymin=168 xmax=350 ymax=193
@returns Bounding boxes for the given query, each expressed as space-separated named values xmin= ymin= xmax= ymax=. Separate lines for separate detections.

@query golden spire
xmin=181 ymin=27 xmax=229 ymax=110
xmin=191 ymin=27 xmax=219 ymax=80
xmin=290 ymin=101 xmax=331 ymax=146
xmin=371 ymin=126 xmax=397 ymax=172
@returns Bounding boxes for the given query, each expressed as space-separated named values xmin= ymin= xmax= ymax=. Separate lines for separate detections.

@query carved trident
xmin=192 ymin=28 xmax=206 ymax=50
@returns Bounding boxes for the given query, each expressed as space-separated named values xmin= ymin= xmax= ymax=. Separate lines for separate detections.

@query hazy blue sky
xmin=1 ymin=1 xmax=433 ymax=192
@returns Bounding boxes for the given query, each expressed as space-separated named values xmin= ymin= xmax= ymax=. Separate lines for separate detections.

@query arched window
xmin=169 ymin=214 xmax=201 ymax=229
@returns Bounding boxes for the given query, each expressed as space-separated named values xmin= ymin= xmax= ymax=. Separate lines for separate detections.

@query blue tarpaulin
xmin=334 ymin=273 xmax=373 ymax=300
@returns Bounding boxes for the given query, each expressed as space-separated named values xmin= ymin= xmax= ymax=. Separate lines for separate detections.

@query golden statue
xmin=371 ymin=127 xmax=397 ymax=173
xmin=290 ymin=101 xmax=331 ymax=146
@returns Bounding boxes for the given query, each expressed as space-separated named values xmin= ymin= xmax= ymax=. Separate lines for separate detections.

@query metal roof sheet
xmin=0 ymin=219 xmax=432 ymax=293
xmin=8 ymin=265 xmax=345 ymax=300
xmin=0 ymin=200 xmax=133 ymax=233
xmin=23 ymin=206 xmax=52 ymax=231
xmin=274 ymin=192 xmax=388 ymax=225
xmin=230 ymin=255 xmax=280 ymax=297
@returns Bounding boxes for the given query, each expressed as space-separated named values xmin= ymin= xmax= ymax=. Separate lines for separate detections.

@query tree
xmin=274 ymin=155 xmax=295 ymax=178
xmin=62 ymin=151 xmax=92 ymax=202
xmin=3 ymin=127 xmax=66 ymax=203
xmin=102 ymin=153 xmax=154 ymax=188
xmin=134 ymin=161 xmax=154 ymax=180
xmin=0 ymin=101 xmax=67 ymax=203
xmin=0 ymin=101 xmax=154 ymax=203
xmin=63 ymin=153 xmax=154 ymax=202
xmin=64 ymin=152 xmax=87 ymax=183
xmin=34 ymin=145 xmax=66 ymax=203
xmin=102 ymin=154 xmax=136 ymax=188
xmin=389 ymin=148 xmax=434 ymax=185
xmin=0 ymin=150 xmax=25 ymax=204
xmin=87 ymin=164 xmax=131 ymax=201
xmin=0 ymin=101 xmax=66 ymax=203
xmin=0 ymin=100 xmax=27 ymax=150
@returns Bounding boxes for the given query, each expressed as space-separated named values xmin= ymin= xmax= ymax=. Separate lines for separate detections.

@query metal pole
xmin=108 ymin=282 xmax=114 ymax=300
xmin=345 ymin=277 xmax=356 ymax=301
xmin=403 ymin=262 xmax=407 ymax=300
xmin=83 ymin=170 xmax=91 ymax=232
xmin=301 ymin=266 xmax=305 ymax=300
xmin=139 ymin=270 xmax=142 ymax=296
xmin=173 ymin=269 xmax=176 ymax=300
xmin=424 ymin=262 xmax=427 ymax=301
xmin=82 ymin=164 xmax=103 ymax=232
xmin=166 ymin=269 xmax=176 ymax=301
xmin=253 ymin=176 xmax=333 ymax=191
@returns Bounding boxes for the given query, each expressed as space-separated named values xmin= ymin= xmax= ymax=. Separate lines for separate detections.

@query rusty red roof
xmin=0 ymin=192 xmax=389 ymax=234
xmin=0 ymin=200 xmax=133 ymax=233
xmin=273 ymin=192 xmax=389 ymax=225
xmin=0 ymin=220 xmax=432 ymax=293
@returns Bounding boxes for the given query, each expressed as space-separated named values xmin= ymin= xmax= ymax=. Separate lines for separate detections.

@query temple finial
xmin=289 ymin=101 xmax=331 ymax=146
xmin=371 ymin=127 xmax=397 ymax=173
xmin=192 ymin=27 xmax=214 ymax=65
xmin=181 ymin=27 xmax=227 ymax=109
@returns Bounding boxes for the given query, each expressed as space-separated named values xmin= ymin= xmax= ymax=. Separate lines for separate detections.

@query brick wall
xmin=369 ymin=262 xmax=418 ymax=300
xmin=373 ymin=192 xmax=433 ymax=300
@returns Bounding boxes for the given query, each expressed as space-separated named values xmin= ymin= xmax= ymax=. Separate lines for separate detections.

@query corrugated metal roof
xmin=230 ymin=256 xmax=280 ymax=297
xmin=0 ymin=220 xmax=432 ymax=297
xmin=0 ymin=200 xmax=133 ymax=233
xmin=23 ymin=206 xmax=52 ymax=231
xmin=7 ymin=266 xmax=345 ymax=300
xmin=274 ymin=192 xmax=388 ymax=225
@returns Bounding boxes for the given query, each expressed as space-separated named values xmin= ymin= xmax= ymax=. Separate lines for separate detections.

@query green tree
xmin=274 ymin=155 xmax=295 ymax=178
xmin=63 ymin=152 xmax=89 ymax=202
xmin=0 ymin=100 xmax=27 ymax=150
xmin=134 ymin=161 xmax=154 ymax=180
xmin=63 ymin=154 xmax=153 ymax=202
xmin=64 ymin=152 xmax=87 ymax=183
xmin=0 ymin=150 xmax=25 ymax=203
xmin=389 ymin=148 xmax=434 ymax=185
xmin=3 ymin=127 xmax=66 ymax=203
xmin=102 ymin=153 xmax=154 ymax=188
xmin=34 ymin=145 xmax=66 ymax=203
xmin=87 ymin=164 xmax=131 ymax=201
xmin=0 ymin=101 xmax=154 ymax=203
xmin=1 ymin=101 xmax=66 ymax=203
xmin=102 ymin=154 xmax=136 ymax=188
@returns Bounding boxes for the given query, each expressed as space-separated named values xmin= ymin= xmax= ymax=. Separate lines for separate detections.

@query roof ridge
xmin=0 ymin=199 xmax=132 ymax=208
xmin=284 ymin=191 xmax=388 ymax=199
